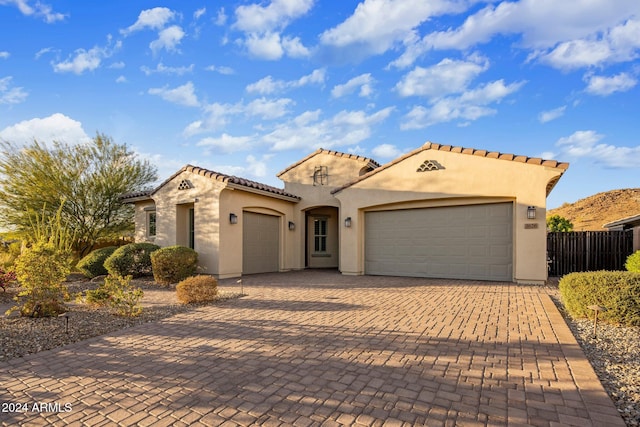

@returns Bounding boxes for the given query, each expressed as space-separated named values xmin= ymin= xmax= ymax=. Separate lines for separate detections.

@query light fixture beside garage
xmin=344 ymin=217 xmax=352 ymax=228
xmin=288 ymin=221 xmax=295 ymax=230
xmin=229 ymin=213 xmax=238 ymax=224
xmin=527 ymin=206 xmax=536 ymax=220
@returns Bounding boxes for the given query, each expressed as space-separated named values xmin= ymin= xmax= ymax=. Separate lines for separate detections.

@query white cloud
xmin=197 ymin=133 xmax=254 ymax=154
xmin=234 ymin=0 xmax=313 ymax=33
xmin=320 ymin=0 xmax=466 ymax=64
xmin=148 ymin=82 xmax=199 ymax=107
xmin=0 ymin=0 xmax=65 ymax=23
xmin=52 ymin=39 xmax=121 ymax=75
xmin=109 ymin=61 xmax=125 ymax=69
xmin=0 ymin=113 xmax=90 ymax=146
xmin=205 ymin=65 xmax=235 ymax=75
xmin=0 ymin=76 xmax=28 ymax=104
xmin=556 ymin=130 xmax=640 ymax=168
xmin=372 ymin=144 xmax=402 ymax=159
xmin=245 ymin=98 xmax=294 ymax=119
xmin=0 ymin=51 xmax=9 ymax=59
xmin=183 ymin=102 xmax=243 ymax=136
xmin=263 ymin=107 xmax=394 ymax=151
xmin=538 ymin=106 xmax=566 ymax=123
xmin=584 ymin=72 xmax=638 ymax=96
xmin=150 ymin=25 xmax=185 ymax=54
xmin=215 ymin=7 xmax=227 ymax=26
xmin=115 ymin=75 xmax=127 ymax=83
xmin=393 ymin=1 xmax=640 ymax=69
xmin=35 ymin=47 xmax=54 ymax=59
xmin=121 ymin=7 xmax=176 ymax=35
xmin=246 ymin=69 xmax=325 ymax=94
xmin=141 ymin=63 xmax=194 ymax=76
xmin=332 ymin=74 xmax=374 ymax=98
xmin=233 ymin=0 xmax=313 ymax=60
xmin=395 ymin=55 xmax=489 ymax=98
xmin=401 ymin=79 xmax=525 ymax=129
xmin=194 ymin=8 xmax=206 ymax=20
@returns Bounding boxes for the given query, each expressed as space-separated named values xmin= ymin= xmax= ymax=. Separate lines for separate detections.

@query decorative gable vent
xmin=417 ymin=160 xmax=445 ymax=172
xmin=178 ymin=179 xmax=194 ymax=190
xmin=312 ymin=166 xmax=329 ymax=186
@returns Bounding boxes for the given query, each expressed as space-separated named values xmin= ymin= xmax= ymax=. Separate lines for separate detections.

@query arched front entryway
xmin=305 ymin=206 xmax=339 ymax=268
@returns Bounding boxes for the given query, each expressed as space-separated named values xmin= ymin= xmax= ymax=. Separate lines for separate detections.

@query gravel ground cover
xmin=0 ymin=277 xmax=638 ymax=425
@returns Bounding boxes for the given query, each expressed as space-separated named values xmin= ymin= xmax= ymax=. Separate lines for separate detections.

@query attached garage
xmin=365 ymin=203 xmax=513 ymax=281
xmin=243 ymin=211 xmax=280 ymax=274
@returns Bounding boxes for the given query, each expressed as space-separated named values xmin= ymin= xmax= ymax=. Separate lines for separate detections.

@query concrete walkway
xmin=0 ymin=271 xmax=624 ymax=426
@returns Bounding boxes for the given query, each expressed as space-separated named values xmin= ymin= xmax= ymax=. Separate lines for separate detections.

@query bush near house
xmin=559 ymin=271 xmax=640 ymax=326
xmin=626 ymin=250 xmax=640 ymax=272
xmin=176 ymin=275 xmax=218 ymax=304
xmin=151 ymin=245 xmax=198 ymax=285
xmin=104 ymin=243 xmax=160 ymax=278
xmin=76 ymin=246 xmax=118 ymax=278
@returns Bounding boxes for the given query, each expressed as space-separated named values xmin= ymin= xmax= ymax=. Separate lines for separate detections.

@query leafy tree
xmin=0 ymin=133 xmax=157 ymax=257
xmin=547 ymin=214 xmax=574 ymax=232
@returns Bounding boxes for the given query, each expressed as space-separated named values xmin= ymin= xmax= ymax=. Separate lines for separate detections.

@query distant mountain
xmin=547 ymin=188 xmax=640 ymax=231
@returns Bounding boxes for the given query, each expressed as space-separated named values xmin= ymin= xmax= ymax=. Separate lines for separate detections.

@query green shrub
xmin=9 ymin=242 xmax=71 ymax=317
xmin=104 ymin=243 xmax=160 ymax=278
xmin=626 ymin=250 xmax=640 ymax=272
xmin=76 ymin=246 xmax=118 ymax=278
xmin=103 ymin=274 xmax=144 ymax=317
xmin=151 ymin=245 xmax=198 ymax=285
xmin=83 ymin=286 xmax=111 ymax=306
xmin=559 ymin=271 xmax=640 ymax=326
xmin=176 ymin=275 xmax=218 ymax=304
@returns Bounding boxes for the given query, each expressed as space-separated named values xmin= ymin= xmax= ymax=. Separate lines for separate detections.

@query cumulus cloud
xmin=401 ymin=80 xmax=525 ymax=129
xmin=150 ymin=25 xmax=185 ymax=54
xmin=332 ymin=74 xmax=374 ymax=98
xmin=0 ymin=0 xmax=65 ymax=23
xmin=556 ymin=130 xmax=640 ymax=168
xmin=392 ymin=1 xmax=640 ymax=69
xmin=0 ymin=76 xmax=28 ymax=104
xmin=538 ymin=106 xmax=566 ymax=123
xmin=205 ymin=65 xmax=235 ymax=75
xmin=395 ymin=55 xmax=489 ymax=98
xmin=320 ymin=0 xmax=466 ymax=64
xmin=245 ymin=98 xmax=294 ymax=119
xmin=584 ymin=72 xmax=637 ymax=96
xmin=193 ymin=8 xmax=206 ymax=20
xmin=52 ymin=38 xmax=121 ymax=75
xmin=263 ymin=107 xmax=394 ymax=151
xmin=246 ymin=69 xmax=325 ymax=94
xmin=372 ymin=144 xmax=402 ymax=159
xmin=215 ymin=7 xmax=227 ymax=26
xmin=148 ymin=82 xmax=199 ymax=107
xmin=233 ymin=0 xmax=313 ymax=60
xmin=0 ymin=51 xmax=9 ymax=59
xmin=121 ymin=7 xmax=176 ymax=35
xmin=0 ymin=113 xmax=91 ymax=146
xmin=197 ymin=133 xmax=254 ymax=154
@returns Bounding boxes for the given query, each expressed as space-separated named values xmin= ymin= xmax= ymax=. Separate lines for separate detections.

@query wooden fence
xmin=547 ymin=230 xmax=634 ymax=276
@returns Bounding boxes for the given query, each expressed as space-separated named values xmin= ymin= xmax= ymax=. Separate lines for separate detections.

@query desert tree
xmin=0 ymin=133 xmax=157 ymax=257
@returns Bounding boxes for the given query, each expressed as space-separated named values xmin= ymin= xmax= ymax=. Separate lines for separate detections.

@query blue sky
xmin=1 ymin=0 xmax=639 ymax=209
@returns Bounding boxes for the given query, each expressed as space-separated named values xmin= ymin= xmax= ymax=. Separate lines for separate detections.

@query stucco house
xmin=122 ymin=142 xmax=569 ymax=284
xmin=604 ymin=214 xmax=640 ymax=252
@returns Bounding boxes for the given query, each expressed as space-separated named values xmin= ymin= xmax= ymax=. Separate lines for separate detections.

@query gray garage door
xmin=365 ymin=203 xmax=513 ymax=281
xmin=243 ymin=212 xmax=279 ymax=275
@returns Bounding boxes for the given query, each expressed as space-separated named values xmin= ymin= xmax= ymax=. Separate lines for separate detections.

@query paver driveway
xmin=0 ymin=270 xmax=624 ymax=426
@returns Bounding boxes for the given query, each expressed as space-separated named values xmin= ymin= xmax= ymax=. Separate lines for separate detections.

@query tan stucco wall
xmin=218 ymin=188 xmax=298 ymax=279
xmin=334 ymin=148 xmax=565 ymax=284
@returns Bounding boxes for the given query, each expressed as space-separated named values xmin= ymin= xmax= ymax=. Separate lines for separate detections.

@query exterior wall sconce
xmin=344 ymin=217 xmax=352 ymax=228
xmin=527 ymin=206 xmax=536 ymax=220
xmin=288 ymin=221 xmax=295 ymax=231
xmin=229 ymin=213 xmax=238 ymax=224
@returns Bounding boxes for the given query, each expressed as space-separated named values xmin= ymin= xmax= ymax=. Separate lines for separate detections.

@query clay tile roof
xmin=184 ymin=165 xmax=301 ymax=200
xmin=119 ymin=189 xmax=154 ymax=202
xmin=276 ymin=148 xmax=380 ymax=177
xmin=331 ymin=141 xmax=569 ymax=195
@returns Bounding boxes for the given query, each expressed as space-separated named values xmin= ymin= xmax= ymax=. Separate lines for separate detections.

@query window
xmin=147 ymin=211 xmax=157 ymax=237
xmin=314 ymin=218 xmax=327 ymax=252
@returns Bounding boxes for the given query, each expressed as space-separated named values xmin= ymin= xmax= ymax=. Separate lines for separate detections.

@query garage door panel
xmin=243 ymin=212 xmax=279 ymax=275
xmin=365 ymin=203 xmax=513 ymax=281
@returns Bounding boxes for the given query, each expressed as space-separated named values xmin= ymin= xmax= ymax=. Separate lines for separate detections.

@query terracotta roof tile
xmin=331 ymin=141 xmax=569 ymax=195
xmin=276 ymin=148 xmax=380 ymax=177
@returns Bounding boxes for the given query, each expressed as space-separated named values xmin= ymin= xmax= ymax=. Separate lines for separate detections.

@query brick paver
xmin=0 ymin=271 xmax=625 ymax=426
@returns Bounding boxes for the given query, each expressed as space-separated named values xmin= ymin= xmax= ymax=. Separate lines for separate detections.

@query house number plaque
xmin=524 ymin=223 xmax=539 ymax=229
